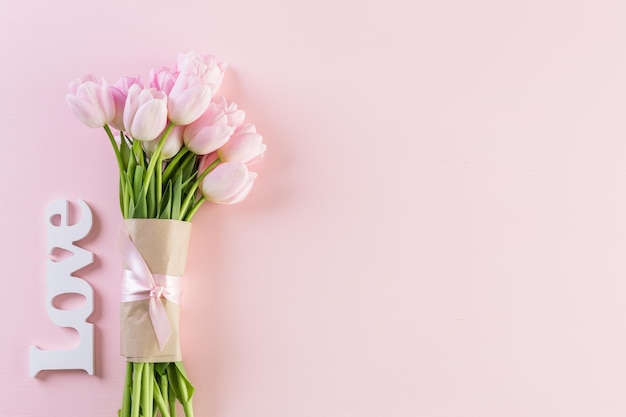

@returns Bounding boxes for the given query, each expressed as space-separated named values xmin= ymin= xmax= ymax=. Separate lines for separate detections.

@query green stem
xmin=119 ymin=177 xmax=126 ymax=216
xmin=123 ymin=177 xmax=134 ymax=219
xmin=103 ymin=124 xmax=125 ymax=174
xmin=120 ymin=362 xmax=133 ymax=417
xmin=104 ymin=124 xmax=128 ymax=217
xmin=156 ymin=153 xmax=163 ymax=210
xmin=163 ymin=146 xmax=190 ymax=182
xmin=178 ymin=152 xmax=197 ymax=179
xmin=177 ymin=371 xmax=193 ymax=417
xmin=184 ymin=196 xmax=206 ymax=222
xmin=142 ymin=363 xmax=152 ymax=417
xmin=179 ymin=158 xmax=221 ymax=220
xmin=183 ymin=398 xmax=194 ymax=417
xmin=130 ymin=363 xmax=143 ymax=417
xmin=132 ymin=140 xmax=145 ymax=167
xmin=142 ymin=123 xmax=174 ymax=200
xmin=161 ymin=374 xmax=169 ymax=410
xmin=153 ymin=378 xmax=171 ymax=417
xmin=166 ymin=366 xmax=177 ymax=417
xmin=169 ymin=394 xmax=177 ymax=417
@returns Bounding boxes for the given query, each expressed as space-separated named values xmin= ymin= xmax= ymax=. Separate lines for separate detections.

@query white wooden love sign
xmin=29 ymin=199 xmax=95 ymax=377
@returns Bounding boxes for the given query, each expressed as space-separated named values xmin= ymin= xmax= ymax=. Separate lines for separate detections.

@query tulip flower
xmin=66 ymin=75 xmax=115 ymax=128
xmin=167 ymin=72 xmax=213 ymax=126
xmin=143 ymin=125 xmax=184 ymax=159
xmin=109 ymin=76 xmax=142 ymax=131
xmin=218 ymin=124 xmax=266 ymax=164
xmin=214 ymin=96 xmax=245 ymax=128
xmin=149 ymin=67 xmax=177 ymax=94
xmin=177 ymin=51 xmax=226 ymax=93
xmin=123 ymin=85 xmax=168 ymax=141
xmin=183 ymin=101 xmax=234 ymax=154
xmin=200 ymin=161 xmax=257 ymax=204
xmin=220 ymin=171 xmax=257 ymax=204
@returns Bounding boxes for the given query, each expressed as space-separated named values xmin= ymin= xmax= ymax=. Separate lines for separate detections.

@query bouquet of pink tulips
xmin=66 ymin=52 xmax=265 ymax=417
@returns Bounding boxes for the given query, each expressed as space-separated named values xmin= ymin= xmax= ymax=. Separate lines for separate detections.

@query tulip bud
xmin=200 ymin=161 xmax=256 ymax=204
xmin=66 ymin=75 xmax=115 ymax=128
xmin=142 ymin=125 xmax=184 ymax=159
xmin=213 ymin=96 xmax=245 ymax=128
xmin=149 ymin=67 xmax=177 ymax=94
xmin=218 ymin=124 xmax=266 ymax=164
xmin=109 ymin=76 xmax=142 ymax=131
xmin=167 ymin=72 xmax=212 ymax=125
xmin=220 ymin=171 xmax=257 ymax=204
xmin=176 ymin=51 xmax=226 ymax=94
xmin=123 ymin=85 xmax=168 ymax=141
xmin=183 ymin=101 xmax=234 ymax=155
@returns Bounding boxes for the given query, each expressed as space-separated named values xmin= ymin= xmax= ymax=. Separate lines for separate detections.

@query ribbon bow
xmin=116 ymin=229 xmax=182 ymax=350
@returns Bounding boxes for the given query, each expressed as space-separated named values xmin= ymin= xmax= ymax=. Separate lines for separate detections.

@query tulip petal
xmin=168 ymin=84 xmax=212 ymax=125
xmin=65 ymin=76 xmax=114 ymax=128
xmin=220 ymin=171 xmax=257 ymax=204
xmin=184 ymin=124 xmax=233 ymax=155
xmin=218 ymin=132 xmax=265 ymax=164
xmin=129 ymin=100 xmax=168 ymax=141
xmin=201 ymin=162 xmax=248 ymax=202
xmin=66 ymin=94 xmax=105 ymax=128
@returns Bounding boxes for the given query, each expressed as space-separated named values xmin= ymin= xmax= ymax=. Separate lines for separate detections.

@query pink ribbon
xmin=116 ymin=229 xmax=182 ymax=351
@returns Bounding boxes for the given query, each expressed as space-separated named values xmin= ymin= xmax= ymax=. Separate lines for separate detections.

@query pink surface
xmin=2 ymin=0 xmax=626 ymax=416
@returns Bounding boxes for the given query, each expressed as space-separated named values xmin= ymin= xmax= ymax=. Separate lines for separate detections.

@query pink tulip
xmin=197 ymin=152 xmax=219 ymax=175
xmin=213 ymin=96 xmax=245 ymax=127
xmin=66 ymin=75 xmax=115 ymax=128
xmin=183 ymin=101 xmax=234 ymax=155
xmin=149 ymin=67 xmax=177 ymax=94
xmin=200 ymin=161 xmax=257 ymax=204
xmin=218 ymin=124 xmax=266 ymax=164
xmin=167 ymin=72 xmax=212 ymax=125
xmin=123 ymin=85 xmax=168 ymax=141
xmin=220 ymin=171 xmax=257 ymax=204
xmin=166 ymin=52 xmax=226 ymax=125
xmin=176 ymin=51 xmax=226 ymax=93
xmin=109 ymin=76 xmax=142 ymax=131
xmin=142 ymin=125 xmax=184 ymax=159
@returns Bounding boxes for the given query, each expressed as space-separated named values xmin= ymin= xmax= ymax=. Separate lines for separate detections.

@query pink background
xmin=2 ymin=0 xmax=626 ymax=416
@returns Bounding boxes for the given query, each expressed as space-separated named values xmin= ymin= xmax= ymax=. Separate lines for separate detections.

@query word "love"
xmin=29 ymin=199 xmax=95 ymax=377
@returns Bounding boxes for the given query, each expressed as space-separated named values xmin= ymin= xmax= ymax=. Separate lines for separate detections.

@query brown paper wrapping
xmin=120 ymin=219 xmax=192 ymax=362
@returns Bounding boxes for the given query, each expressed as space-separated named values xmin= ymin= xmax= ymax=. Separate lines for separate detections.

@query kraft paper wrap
xmin=120 ymin=219 xmax=192 ymax=362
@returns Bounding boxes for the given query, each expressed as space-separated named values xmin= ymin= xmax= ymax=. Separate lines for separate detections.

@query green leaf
xmin=165 ymin=364 xmax=181 ymax=402
xmin=147 ymin=168 xmax=156 ymax=218
xmin=171 ymin=171 xmax=183 ymax=220
xmin=123 ymin=174 xmax=134 ymax=218
xmin=180 ymin=153 xmax=197 ymax=189
xmin=133 ymin=139 xmax=145 ymax=168
xmin=120 ymin=132 xmax=131 ymax=170
xmin=159 ymin=181 xmax=172 ymax=219
xmin=154 ymin=363 xmax=169 ymax=376
xmin=132 ymin=195 xmax=147 ymax=218
xmin=119 ymin=177 xmax=125 ymax=214
xmin=180 ymin=175 xmax=195 ymax=190
xmin=131 ymin=166 xmax=147 ymax=218
xmin=133 ymin=165 xmax=144 ymax=203
xmin=174 ymin=362 xmax=195 ymax=400
xmin=127 ymin=140 xmax=137 ymax=179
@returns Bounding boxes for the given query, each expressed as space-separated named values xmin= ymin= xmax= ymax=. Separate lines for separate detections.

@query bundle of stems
xmin=66 ymin=52 xmax=266 ymax=417
xmin=105 ymin=124 xmax=218 ymax=222
xmin=119 ymin=362 xmax=194 ymax=417
xmin=106 ymin=124 xmax=216 ymax=417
